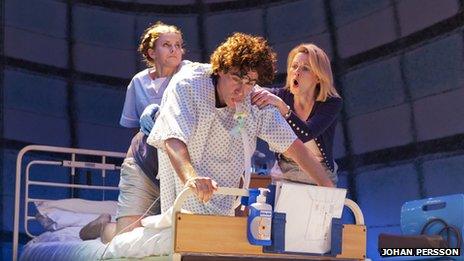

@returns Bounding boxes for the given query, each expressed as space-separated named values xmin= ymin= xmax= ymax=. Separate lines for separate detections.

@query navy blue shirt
xmin=274 ymin=88 xmax=342 ymax=172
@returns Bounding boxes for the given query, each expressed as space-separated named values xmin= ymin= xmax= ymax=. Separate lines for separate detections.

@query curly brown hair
xmin=210 ymin=32 xmax=277 ymax=85
xmin=138 ymin=21 xmax=183 ymax=67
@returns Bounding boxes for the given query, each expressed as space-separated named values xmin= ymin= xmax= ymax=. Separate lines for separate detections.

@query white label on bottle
xmin=250 ymin=210 xmax=272 ymax=240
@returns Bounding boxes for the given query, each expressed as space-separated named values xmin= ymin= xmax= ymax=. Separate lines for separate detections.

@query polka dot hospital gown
xmin=147 ymin=63 xmax=297 ymax=216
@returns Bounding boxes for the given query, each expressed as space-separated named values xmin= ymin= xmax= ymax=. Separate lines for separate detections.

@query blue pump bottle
xmin=247 ymin=188 xmax=273 ymax=246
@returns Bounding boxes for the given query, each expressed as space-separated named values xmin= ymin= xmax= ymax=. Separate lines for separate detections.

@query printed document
xmin=274 ymin=182 xmax=346 ymax=254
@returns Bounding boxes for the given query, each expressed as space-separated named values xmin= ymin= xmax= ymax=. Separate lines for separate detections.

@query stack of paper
xmin=274 ymin=182 xmax=347 ymax=254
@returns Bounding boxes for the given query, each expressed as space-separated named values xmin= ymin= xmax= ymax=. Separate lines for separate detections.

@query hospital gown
xmin=147 ymin=63 xmax=297 ymax=215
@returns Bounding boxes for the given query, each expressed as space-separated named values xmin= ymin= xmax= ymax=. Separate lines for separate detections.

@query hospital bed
xmin=12 ymin=145 xmax=366 ymax=260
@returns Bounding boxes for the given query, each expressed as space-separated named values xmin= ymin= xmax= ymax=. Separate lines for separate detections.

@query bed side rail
xmin=170 ymin=187 xmax=365 ymax=258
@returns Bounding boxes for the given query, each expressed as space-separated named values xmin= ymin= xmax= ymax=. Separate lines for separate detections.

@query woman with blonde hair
xmin=251 ymin=43 xmax=342 ymax=185
xmin=80 ymin=21 xmax=190 ymax=243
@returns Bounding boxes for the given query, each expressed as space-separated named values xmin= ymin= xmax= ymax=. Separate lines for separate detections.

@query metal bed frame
xmin=12 ymin=145 xmax=126 ymax=261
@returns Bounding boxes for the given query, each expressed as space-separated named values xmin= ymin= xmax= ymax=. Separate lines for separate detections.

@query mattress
xmin=19 ymin=225 xmax=172 ymax=260
xmin=20 ymin=239 xmax=106 ymax=261
xmin=19 ymin=227 xmax=106 ymax=261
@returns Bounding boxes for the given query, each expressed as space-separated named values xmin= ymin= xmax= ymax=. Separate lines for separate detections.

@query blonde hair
xmin=285 ymin=44 xmax=340 ymax=101
xmin=138 ymin=21 xmax=183 ymax=67
xmin=210 ymin=32 xmax=277 ymax=85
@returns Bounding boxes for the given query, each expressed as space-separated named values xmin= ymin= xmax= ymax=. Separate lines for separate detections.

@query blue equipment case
xmin=400 ymin=194 xmax=464 ymax=260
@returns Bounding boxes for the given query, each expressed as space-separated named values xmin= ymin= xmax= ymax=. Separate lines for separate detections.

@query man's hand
xmin=185 ymin=176 xmax=218 ymax=203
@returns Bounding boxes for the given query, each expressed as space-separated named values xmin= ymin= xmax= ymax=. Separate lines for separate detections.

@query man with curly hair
xmin=147 ymin=33 xmax=334 ymax=215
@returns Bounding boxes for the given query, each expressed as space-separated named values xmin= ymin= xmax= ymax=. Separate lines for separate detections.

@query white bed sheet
xmin=20 ymin=239 xmax=106 ymax=261
xmin=27 ymin=226 xmax=82 ymax=243
xmin=20 ymin=228 xmax=172 ymax=260
xmin=20 ymin=227 xmax=105 ymax=260
xmin=20 ymin=211 xmax=175 ymax=260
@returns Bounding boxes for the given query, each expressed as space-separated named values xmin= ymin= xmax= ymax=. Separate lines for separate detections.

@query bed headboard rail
xmin=13 ymin=145 xmax=126 ymax=261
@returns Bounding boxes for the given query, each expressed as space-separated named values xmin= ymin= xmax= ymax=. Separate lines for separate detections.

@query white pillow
xmin=34 ymin=199 xmax=118 ymax=231
xmin=35 ymin=198 xmax=118 ymax=215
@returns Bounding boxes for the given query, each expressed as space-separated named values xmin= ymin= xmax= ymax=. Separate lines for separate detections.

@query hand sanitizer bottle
xmin=247 ymin=188 xmax=273 ymax=246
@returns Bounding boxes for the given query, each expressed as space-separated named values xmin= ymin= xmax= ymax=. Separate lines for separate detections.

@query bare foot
xmin=79 ymin=213 xmax=111 ymax=240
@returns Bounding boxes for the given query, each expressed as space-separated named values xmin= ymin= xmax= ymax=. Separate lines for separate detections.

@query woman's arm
xmin=252 ymin=88 xmax=342 ymax=141
xmin=285 ymin=97 xmax=342 ymax=141
xmin=251 ymin=88 xmax=289 ymax=116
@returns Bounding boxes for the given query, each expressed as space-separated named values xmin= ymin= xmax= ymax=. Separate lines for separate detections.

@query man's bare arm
xmin=165 ymin=138 xmax=218 ymax=202
xmin=283 ymin=139 xmax=335 ymax=187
